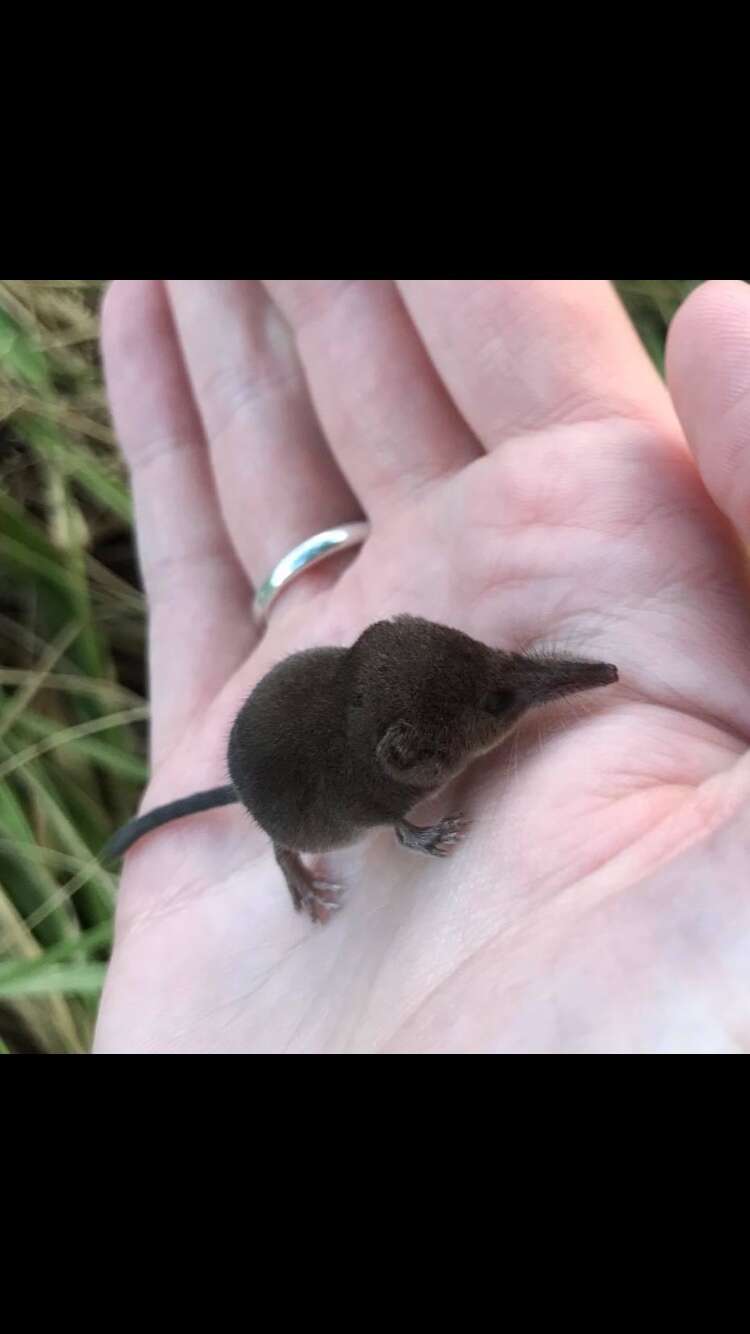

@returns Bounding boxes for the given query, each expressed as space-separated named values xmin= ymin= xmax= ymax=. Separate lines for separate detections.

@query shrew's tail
xmin=102 ymin=785 xmax=238 ymax=862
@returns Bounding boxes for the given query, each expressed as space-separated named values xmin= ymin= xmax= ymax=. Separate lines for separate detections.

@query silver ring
xmin=253 ymin=521 xmax=370 ymax=627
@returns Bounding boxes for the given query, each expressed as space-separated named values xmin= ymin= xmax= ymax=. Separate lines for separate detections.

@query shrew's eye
xmin=482 ymin=689 xmax=515 ymax=715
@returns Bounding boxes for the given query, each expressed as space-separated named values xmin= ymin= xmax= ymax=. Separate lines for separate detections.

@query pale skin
xmin=94 ymin=278 xmax=750 ymax=1054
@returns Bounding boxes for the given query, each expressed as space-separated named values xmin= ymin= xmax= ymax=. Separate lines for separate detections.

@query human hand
xmin=94 ymin=279 xmax=750 ymax=1053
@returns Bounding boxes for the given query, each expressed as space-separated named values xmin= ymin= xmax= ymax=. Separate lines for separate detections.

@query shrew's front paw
xmin=395 ymin=814 xmax=470 ymax=857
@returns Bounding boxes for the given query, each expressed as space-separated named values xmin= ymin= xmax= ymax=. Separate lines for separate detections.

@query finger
xmin=101 ymin=280 xmax=254 ymax=766
xmin=666 ymin=280 xmax=750 ymax=543
xmin=397 ymin=280 xmax=679 ymax=451
xmin=166 ymin=281 xmax=360 ymax=604
xmin=262 ymin=280 xmax=479 ymax=512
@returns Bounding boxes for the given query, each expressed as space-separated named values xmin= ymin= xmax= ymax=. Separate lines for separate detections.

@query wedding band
xmin=253 ymin=521 xmax=371 ymax=627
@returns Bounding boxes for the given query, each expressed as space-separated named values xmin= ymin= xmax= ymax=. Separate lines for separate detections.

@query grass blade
xmin=0 ymin=962 xmax=107 ymax=998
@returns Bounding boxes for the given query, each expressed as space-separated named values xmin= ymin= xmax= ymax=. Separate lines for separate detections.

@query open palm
xmin=94 ymin=279 xmax=750 ymax=1053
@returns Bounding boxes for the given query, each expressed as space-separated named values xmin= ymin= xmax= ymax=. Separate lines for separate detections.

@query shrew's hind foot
xmin=395 ymin=814 xmax=470 ymax=858
xmin=274 ymin=845 xmax=344 ymax=925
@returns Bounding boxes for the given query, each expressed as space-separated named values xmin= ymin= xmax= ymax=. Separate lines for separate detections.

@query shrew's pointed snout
xmin=570 ymin=661 xmax=619 ymax=688
xmin=521 ymin=656 xmax=619 ymax=706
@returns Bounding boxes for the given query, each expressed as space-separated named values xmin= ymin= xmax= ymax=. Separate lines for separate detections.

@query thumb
xmin=666 ymin=279 xmax=750 ymax=544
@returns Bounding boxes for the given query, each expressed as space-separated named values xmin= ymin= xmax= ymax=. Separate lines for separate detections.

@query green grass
xmin=0 ymin=278 xmax=707 ymax=1052
xmin=0 ymin=280 xmax=145 ymax=1053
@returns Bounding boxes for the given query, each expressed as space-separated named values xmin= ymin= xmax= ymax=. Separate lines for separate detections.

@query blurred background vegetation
xmin=0 ymin=278 xmax=706 ymax=1053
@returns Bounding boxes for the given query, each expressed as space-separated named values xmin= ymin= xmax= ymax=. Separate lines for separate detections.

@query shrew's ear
xmin=376 ymin=719 xmax=436 ymax=781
